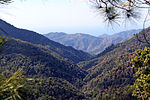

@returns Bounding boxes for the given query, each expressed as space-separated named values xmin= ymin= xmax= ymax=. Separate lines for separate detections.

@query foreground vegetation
xmin=0 ymin=29 xmax=149 ymax=100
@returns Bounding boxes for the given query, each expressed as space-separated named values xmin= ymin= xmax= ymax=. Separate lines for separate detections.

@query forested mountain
xmin=0 ymin=19 xmax=92 ymax=63
xmin=0 ymin=39 xmax=87 ymax=83
xmin=78 ymin=28 xmax=150 ymax=99
xmin=0 ymin=38 xmax=87 ymax=99
xmin=0 ymin=18 xmax=149 ymax=99
xmin=44 ymin=29 xmax=141 ymax=54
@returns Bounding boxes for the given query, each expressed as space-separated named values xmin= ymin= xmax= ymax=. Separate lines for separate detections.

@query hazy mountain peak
xmin=45 ymin=29 xmax=141 ymax=54
xmin=75 ymin=33 xmax=92 ymax=37
xmin=75 ymin=33 xmax=82 ymax=35
xmin=98 ymin=34 xmax=110 ymax=38
xmin=46 ymin=32 xmax=67 ymax=36
xmin=111 ymin=29 xmax=141 ymax=37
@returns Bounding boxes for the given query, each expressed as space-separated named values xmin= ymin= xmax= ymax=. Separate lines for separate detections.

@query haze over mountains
xmin=0 ymin=19 xmax=149 ymax=99
xmin=0 ymin=19 xmax=90 ymax=99
xmin=0 ymin=19 xmax=92 ymax=63
xmin=44 ymin=29 xmax=141 ymax=54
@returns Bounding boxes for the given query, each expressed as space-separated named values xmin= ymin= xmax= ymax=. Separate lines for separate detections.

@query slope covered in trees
xmin=79 ymin=28 xmax=150 ymax=99
xmin=0 ymin=19 xmax=89 ymax=99
xmin=29 ymin=77 xmax=86 ymax=100
xmin=0 ymin=19 xmax=92 ymax=63
xmin=0 ymin=19 xmax=149 ymax=99
xmin=0 ymin=0 xmax=149 ymax=99
xmin=0 ymin=38 xmax=89 ymax=99
xmin=0 ymin=39 xmax=87 ymax=84
xmin=0 ymin=27 xmax=149 ymax=99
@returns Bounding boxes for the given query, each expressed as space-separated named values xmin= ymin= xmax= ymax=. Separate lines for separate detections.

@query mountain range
xmin=0 ymin=19 xmax=89 ymax=99
xmin=44 ymin=29 xmax=141 ymax=54
xmin=0 ymin=19 xmax=149 ymax=99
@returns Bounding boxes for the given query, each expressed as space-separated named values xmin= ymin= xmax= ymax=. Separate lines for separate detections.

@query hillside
xmin=0 ymin=19 xmax=149 ymax=99
xmin=0 ymin=38 xmax=89 ymax=99
xmin=0 ymin=19 xmax=92 ymax=63
xmin=44 ymin=29 xmax=141 ymax=54
xmin=0 ymin=39 xmax=87 ymax=84
xmin=29 ymin=77 xmax=86 ymax=100
xmin=78 ymin=28 xmax=150 ymax=99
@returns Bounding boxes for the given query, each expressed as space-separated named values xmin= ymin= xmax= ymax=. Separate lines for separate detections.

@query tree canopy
xmin=91 ymin=0 xmax=150 ymax=44
xmin=131 ymin=47 xmax=150 ymax=100
xmin=91 ymin=0 xmax=149 ymax=23
xmin=0 ymin=0 xmax=12 ymax=4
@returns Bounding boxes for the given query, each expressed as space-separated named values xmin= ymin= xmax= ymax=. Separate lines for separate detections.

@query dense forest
xmin=79 ymin=28 xmax=150 ymax=99
xmin=0 ymin=0 xmax=150 ymax=99
xmin=0 ymin=20 xmax=149 ymax=99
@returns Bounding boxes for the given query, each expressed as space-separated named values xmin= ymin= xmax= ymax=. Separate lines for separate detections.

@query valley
xmin=0 ymin=19 xmax=149 ymax=100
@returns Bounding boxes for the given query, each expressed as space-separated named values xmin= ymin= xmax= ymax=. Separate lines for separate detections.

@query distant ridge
xmin=44 ymin=29 xmax=141 ymax=54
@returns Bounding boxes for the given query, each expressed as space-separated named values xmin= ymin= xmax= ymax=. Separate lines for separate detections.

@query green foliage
xmin=0 ymin=69 xmax=28 ymax=100
xmin=0 ymin=35 xmax=4 ymax=45
xmin=0 ymin=69 xmax=86 ymax=100
xmin=0 ymin=19 xmax=149 ymax=99
xmin=28 ymin=77 xmax=86 ymax=100
xmin=0 ymin=39 xmax=86 ymax=84
xmin=0 ymin=38 xmax=87 ymax=99
xmin=92 ymin=86 xmax=136 ymax=100
xmin=131 ymin=47 xmax=150 ymax=100
xmin=0 ymin=35 xmax=7 ymax=52
xmin=80 ymin=28 xmax=150 ymax=99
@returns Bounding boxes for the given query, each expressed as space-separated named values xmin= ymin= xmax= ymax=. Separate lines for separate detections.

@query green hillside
xmin=0 ymin=39 xmax=87 ymax=85
xmin=79 ymin=28 xmax=150 ymax=99
xmin=27 ymin=77 xmax=86 ymax=100
xmin=0 ymin=19 xmax=149 ymax=99
xmin=0 ymin=38 xmax=89 ymax=99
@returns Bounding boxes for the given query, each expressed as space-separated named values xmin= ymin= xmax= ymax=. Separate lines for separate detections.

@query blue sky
xmin=0 ymin=0 xmax=144 ymax=36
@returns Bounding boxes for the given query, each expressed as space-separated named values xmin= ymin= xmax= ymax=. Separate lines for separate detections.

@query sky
xmin=0 ymin=0 xmax=145 ymax=36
